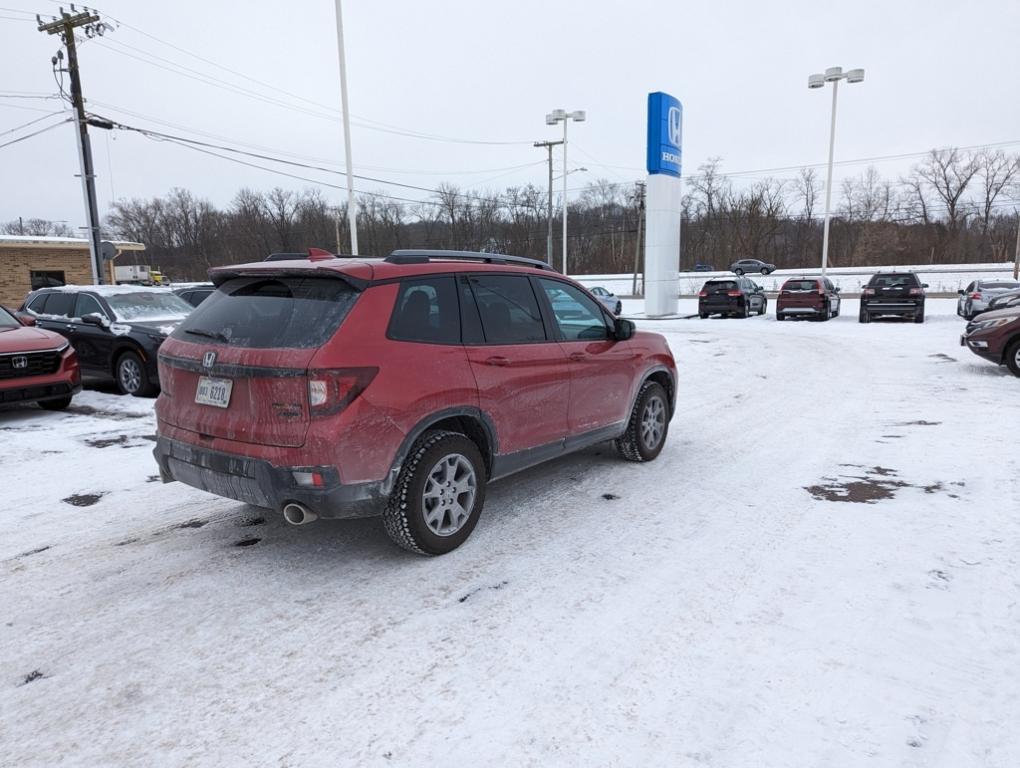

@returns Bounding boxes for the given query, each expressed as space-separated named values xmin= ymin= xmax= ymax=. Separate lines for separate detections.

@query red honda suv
xmin=153 ymin=250 xmax=677 ymax=555
xmin=0 ymin=305 xmax=81 ymax=410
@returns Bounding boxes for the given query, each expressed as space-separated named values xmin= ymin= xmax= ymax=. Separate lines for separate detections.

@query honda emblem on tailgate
xmin=12 ymin=356 xmax=28 ymax=369
xmin=203 ymin=351 xmax=216 ymax=369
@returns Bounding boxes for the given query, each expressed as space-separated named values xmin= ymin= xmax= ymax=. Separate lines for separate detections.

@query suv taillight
xmin=909 ymin=287 xmax=924 ymax=296
xmin=698 ymin=290 xmax=708 ymax=297
xmin=727 ymin=290 xmax=741 ymax=297
xmin=969 ymin=292 xmax=982 ymax=300
xmin=862 ymin=287 xmax=876 ymax=296
xmin=308 ymin=367 xmax=378 ymax=417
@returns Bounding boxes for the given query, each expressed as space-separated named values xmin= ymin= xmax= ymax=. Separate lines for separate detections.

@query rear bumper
xmin=153 ymin=436 xmax=386 ymax=518
xmin=699 ymin=299 xmax=743 ymax=313
xmin=777 ymin=305 xmax=823 ymax=315
xmin=862 ymin=301 xmax=922 ymax=316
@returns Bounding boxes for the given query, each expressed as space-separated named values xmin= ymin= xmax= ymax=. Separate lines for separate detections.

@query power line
xmin=0 ymin=117 xmax=71 ymax=150
xmin=88 ymin=98 xmax=542 ymax=177
xmin=1 ymin=109 xmax=68 ymax=137
xmin=97 ymin=115 xmax=543 ymax=206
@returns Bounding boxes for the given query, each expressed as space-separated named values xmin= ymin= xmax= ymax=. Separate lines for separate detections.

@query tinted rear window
xmin=869 ymin=274 xmax=919 ymax=288
xmin=704 ymin=281 xmax=737 ymax=292
xmin=783 ymin=280 xmax=819 ymax=291
xmin=173 ymin=277 xmax=359 ymax=349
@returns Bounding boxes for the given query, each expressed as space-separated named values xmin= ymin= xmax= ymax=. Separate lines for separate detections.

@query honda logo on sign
xmin=667 ymin=106 xmax=682 ymax=147
xmin=203 ymin=351 xmax=216 ymax=369
xmin=12 ymin=356 xmax=28 ymax=369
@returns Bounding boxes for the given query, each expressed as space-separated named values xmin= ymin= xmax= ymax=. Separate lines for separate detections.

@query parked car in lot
xmin=960 ymin=307 xmax=1020 ymax=376
xmin=776 ymin=277 xmax=841 ymax=321
xmin=988 ymin=288 xmax=1020 ymax=313
xmin=18 ymin=285 xmax=194 ymax=396
xmin=172 ymin=283 xmax=216 ymax=307
xmin=693 ymin=263 xmax=714 ymax=272
xmin=698 ymin=278 xmax=767 ymax=318
xmin=0 ymin=304 xmax=81 ymax=410
xmin=587 ymin=286 xmax=623 ymax=315
xmin=956 ymin=279 xmax=1020 ymax=319
xmin=730 ymin=258 xmax=776 ymax=275
xmin=153 ymin=249 xmax=677 ymax=555
xmin=859 ymin=272 xmax=927 ymax=323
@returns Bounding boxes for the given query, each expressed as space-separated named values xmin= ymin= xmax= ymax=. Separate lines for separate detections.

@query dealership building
xmin=0 ymin=235 xmax=145 ymax=309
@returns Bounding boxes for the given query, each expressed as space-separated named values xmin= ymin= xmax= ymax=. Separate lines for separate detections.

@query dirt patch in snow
xmin=20 ymin=670 xmax=44 ymax=686
xmin=602 ymin=493 xmax=621 ymax=501
xmin=241 ymin=517 xmax=265 ymax=527
xmin=895 ymin=420 xmax=942 ymax=426
xmin=65 ymin=404 xmax=147 ymax=421
xmin=929 ymin=353 xmax=957 ymax=363
xmin=174 ymin=519 xmax=207 ymax=530
xmin=84 ymin=435 xmax=129 ymax=449
xmin=807 ymin=466 xmax=959 ymax=504
xmin=459 ymin=581 xmax=509 ymax=604
xmin=15 ymin=545 xmax=51 ymax=559
xmin=235 ymin=538 xmax=260 ymax=547
xmin=62 ymin=493 xmax=104 ymax=507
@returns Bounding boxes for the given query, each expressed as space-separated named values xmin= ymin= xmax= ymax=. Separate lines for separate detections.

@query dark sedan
xmin=18 ymin=286 xmax=193 ymax=396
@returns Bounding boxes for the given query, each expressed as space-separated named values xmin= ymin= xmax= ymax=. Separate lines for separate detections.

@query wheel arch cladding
xmin=391 ymin=408 xmax=497 ymax=481
xmin=645 ymin=370 xmax=675 ymax=416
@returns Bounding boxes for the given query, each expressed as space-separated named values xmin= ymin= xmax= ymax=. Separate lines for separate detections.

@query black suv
xmin=859 ymin=272 xmax=927 ymax=323
xmin=18 ymin=286 xmax=194 ymax=396
xmin=698 ymin=278 xmax=767 ymax=318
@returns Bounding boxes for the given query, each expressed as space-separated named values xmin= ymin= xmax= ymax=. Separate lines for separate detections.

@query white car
xmin=957 ymin=279 xmax=1020 ymax=319
xmin=588 ymin=286 xmax=623 ymax=315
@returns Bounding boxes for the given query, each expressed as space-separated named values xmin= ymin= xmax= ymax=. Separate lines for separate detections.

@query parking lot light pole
xmin=545 ymin=109 xmax=586 ymax=274
xmin=809 ymin=66 xmax=864 ymax=277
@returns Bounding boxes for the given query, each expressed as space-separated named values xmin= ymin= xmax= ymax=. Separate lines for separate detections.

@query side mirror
xmin=957 ymin=289 xmax=965 ymax=295
xmin=614 ymin=318 xmax=635 ymax=341
xmin=922 ymin=283 xmax=929 ymax=289
xmin=19 ymin=314 xmax=36 ymax=327
xmin=834 ymin=287 xmax=842 ymax=293
xmin=81 ymin=313 xmax=108 ymax=327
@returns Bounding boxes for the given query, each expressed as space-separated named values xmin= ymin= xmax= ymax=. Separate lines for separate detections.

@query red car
xmin=153 ymin=250 xmax=677 ymax=555
xmin=0 ymin=305 xmax=81 ymax=410
xmin=776 ymin=277 xmax=841 ymax=321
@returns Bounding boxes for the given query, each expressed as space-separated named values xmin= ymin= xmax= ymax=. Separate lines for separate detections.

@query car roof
xmin=31 ymin=284 xmax=169 ymax=296
xmin=210 ymin=255 xmax=563 ymax=285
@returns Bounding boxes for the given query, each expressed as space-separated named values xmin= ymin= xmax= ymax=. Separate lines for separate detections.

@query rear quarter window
xmin=173 ymin=277 xmax=360 ymax=349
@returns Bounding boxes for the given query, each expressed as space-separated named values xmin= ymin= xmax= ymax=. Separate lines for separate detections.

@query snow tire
xmin=383 ymin=430 xmax=487 ymax=556
xmin=615 ymin=380 xmax=669 ymax=463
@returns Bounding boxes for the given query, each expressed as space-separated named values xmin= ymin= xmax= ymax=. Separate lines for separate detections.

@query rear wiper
xmin=184 ymin=328 xmax=230 ymax=343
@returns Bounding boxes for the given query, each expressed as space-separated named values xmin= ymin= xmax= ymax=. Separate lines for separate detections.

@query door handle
xmin=485 ymin=356 xmax=510 ymax=367
xmin=569 ymin=352 xmax=586 ymax=362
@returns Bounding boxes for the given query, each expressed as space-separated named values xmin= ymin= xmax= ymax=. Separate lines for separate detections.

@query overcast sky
xmin=1 ymin=0 xmax=1018 ymax=232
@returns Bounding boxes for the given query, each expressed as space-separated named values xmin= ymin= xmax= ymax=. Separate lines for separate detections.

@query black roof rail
xmin=385 ymin=249 xmax=557 ymax=272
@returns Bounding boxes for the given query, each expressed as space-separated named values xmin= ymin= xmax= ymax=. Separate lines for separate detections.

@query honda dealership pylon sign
xmin=644 ymin=91 xmax=682 ymax=316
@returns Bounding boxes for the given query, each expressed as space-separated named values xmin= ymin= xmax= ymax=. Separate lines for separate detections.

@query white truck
xmin=114 ymin=265 xmax=166 ymax=285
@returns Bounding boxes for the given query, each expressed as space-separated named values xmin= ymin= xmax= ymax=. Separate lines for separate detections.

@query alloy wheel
xmin=421 ymin=453 xmax=477 ymax=537
xmin=119 ymin=358 xmax=142 ymax=394
xmin=640 ymin=395 xmax=666 ymax=450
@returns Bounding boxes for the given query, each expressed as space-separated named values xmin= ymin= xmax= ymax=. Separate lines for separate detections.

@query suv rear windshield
xmin=173 ymin=276 xmax=359 ymax=349
xmin=783 ymin=280 xmax=819 ymax=291
xmin=869 ymin=274 xmax=919 ymax=288
xmin=704 ymin=280 xmax=737 ymax=292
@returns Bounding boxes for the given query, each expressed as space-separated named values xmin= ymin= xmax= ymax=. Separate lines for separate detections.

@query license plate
xmin=195 ymin=376 xmax=233 ymax=408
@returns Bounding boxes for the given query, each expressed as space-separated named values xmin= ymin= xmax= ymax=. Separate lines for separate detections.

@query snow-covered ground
xmin=2 ymin=298 xmax=1018 ymax=767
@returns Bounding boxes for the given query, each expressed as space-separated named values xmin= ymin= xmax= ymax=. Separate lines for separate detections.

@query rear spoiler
xmin=208 ymin=265 xmax=370 ymax=292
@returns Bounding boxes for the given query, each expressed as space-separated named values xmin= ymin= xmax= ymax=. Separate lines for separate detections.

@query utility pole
xmin=631 ymin=182 xmax=646 ymax=297
xmin=333 ymin=0 xmax=358 ymax=255
xmin=38 ymin=6 xmax=109 ymax=284
xmin=1013 ymin=211 xmax=1019 ymax=280
xmin=533 ymin=140 xmax=562 ymax=265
